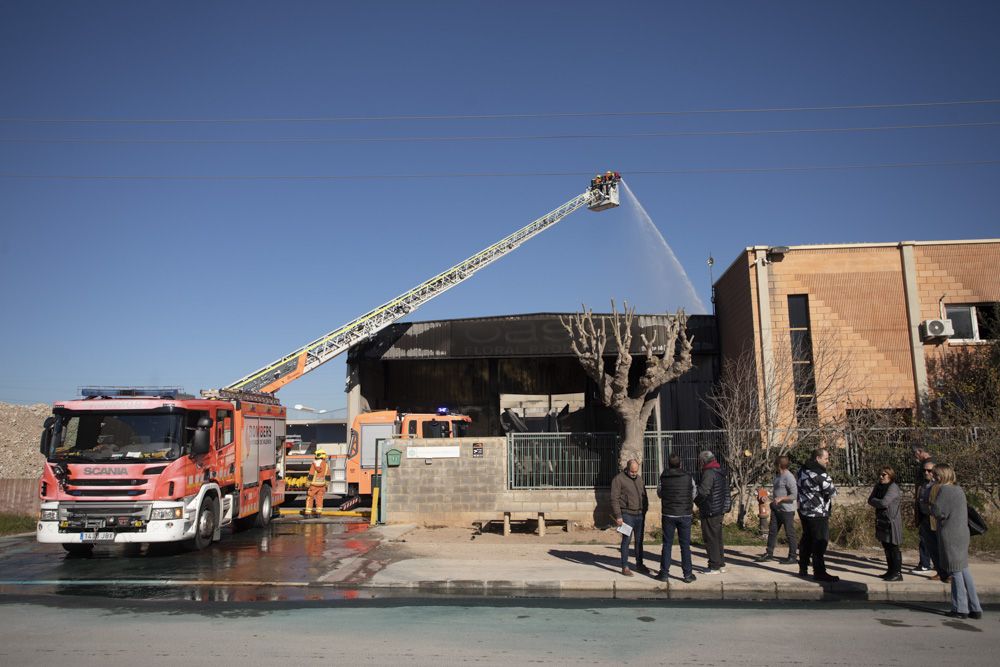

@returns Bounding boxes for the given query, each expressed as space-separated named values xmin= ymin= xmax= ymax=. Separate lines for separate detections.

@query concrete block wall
xmin=380 ymin=437 xmax=665 ymax=530
xmin=381 ymin=437 xmax=509 ymax=527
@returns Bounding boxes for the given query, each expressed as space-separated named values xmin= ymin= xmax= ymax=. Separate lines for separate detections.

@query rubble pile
xmin=0 ymin=402 xmax=48 ymax=479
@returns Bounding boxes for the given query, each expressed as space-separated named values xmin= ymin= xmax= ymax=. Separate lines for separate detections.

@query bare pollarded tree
xmin=560 ymin=301 xmax=693 ymax=469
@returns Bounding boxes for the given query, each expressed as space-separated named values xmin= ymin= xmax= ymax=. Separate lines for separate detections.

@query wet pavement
xmin=0 ymin=517 xmax=391 ymax=602
xmin=4 ymin=520 xmax=1000 ymax=605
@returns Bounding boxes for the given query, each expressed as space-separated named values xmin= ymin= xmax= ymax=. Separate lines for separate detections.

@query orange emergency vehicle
xmin=36 ymin=387 xmax=286 ymax=555
xmin=345 ymin=409 xmax=471 ymax=497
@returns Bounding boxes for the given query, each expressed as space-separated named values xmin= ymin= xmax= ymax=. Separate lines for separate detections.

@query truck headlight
xmin=40 ymin=509 xmax=58 ymax=521
xmin=150 ymin=508 xmax=184 ymax=520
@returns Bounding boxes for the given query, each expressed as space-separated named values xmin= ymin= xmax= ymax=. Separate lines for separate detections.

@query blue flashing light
xmin=436 ymin=406 xmax=450 ymax=415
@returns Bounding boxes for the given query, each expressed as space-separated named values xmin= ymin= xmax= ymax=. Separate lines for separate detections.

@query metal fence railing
xmin=836 ymin=426 xmax=986 ymax=486
xmin=508 ymin=432 xmax=618 ymax=490
xmin=508 ymin=431 xmax=726 ymax=489
xmin=507 ymin=426 xmax=989 ymax=490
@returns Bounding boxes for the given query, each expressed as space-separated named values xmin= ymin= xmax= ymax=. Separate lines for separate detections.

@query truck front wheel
xmin=186 ymin=496 xmax=216 ymax=550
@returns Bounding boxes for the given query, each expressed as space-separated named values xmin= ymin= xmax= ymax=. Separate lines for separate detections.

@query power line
xmin=1 ymin=159 xmax=998 ymax=181
xmin=3 ymin=120 xmax=998 ymax=145
xmin=1 ymin=98 xmax=999 ymax=124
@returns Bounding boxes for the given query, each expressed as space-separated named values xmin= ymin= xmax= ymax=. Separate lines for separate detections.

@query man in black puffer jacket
xmin=797 ymin=447 xmax=839 ymax=583
xmin=656 ymin=453 xmax=697 ymax=583
xmin=695 ymin=450 xmax=731 ymax=574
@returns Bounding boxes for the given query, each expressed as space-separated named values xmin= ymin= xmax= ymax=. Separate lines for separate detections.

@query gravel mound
xmin=0 ymin=402 xmax=49 ymax=479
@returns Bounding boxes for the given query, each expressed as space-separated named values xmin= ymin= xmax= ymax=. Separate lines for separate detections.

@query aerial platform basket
xmin=588 ymin=182 xmax=620 ymax=212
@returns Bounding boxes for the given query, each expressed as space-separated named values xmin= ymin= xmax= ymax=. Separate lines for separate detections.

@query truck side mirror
xmin=197 ymin=417 xmax=213 ymax=429
xmin=191 ymin=429 xmax=211 ymax=457
xmin=39 ymin=417 xmax=55 ymax=456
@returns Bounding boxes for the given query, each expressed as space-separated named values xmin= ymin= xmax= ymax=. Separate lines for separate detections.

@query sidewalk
xmin=364 ymin=524 xmax=1000 ymax=602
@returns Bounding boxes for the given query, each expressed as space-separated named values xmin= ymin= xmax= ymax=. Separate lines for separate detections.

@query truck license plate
xmin=80 ymin=532 xmax=115 ymax=542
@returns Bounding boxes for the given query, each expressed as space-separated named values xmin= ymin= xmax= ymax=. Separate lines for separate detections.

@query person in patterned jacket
xmin=796 ymin=448 xmax=839 ymax=583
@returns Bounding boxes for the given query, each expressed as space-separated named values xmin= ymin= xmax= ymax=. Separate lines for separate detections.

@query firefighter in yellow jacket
xmin=302 ymin=449 xmax=330 ymax=516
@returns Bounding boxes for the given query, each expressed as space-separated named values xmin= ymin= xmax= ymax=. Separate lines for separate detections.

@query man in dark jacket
xmin=611 ymin=459 xmax=649 ymax=576
xmin=796 ymin=448 xmax=839 ymax=583
xmin=695 ymin=450 xmax=730 ymax=574
xmin=656 ymin=453 xmax=697 ymax=583
xmin=912 ymin=446 xmax=937 ymax=574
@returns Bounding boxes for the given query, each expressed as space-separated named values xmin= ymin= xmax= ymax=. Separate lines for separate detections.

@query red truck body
xmin=36 ymin=388 xmax=286 ymax=554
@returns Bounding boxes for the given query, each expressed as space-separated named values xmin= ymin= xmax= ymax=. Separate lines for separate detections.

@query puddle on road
xmin=0 ymin=517 xmax=377 ymax=597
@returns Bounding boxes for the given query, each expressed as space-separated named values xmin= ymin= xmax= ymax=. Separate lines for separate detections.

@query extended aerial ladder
xmin=220 ymin=174 xmax=621 ymax=395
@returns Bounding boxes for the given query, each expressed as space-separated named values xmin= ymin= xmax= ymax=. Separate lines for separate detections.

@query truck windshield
xmin=49 ymin=412 xmax=186 ymax=462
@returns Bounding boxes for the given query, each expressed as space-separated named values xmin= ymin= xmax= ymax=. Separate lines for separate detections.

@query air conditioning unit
xmin=920 ymin=319 xmax=954 ymax=340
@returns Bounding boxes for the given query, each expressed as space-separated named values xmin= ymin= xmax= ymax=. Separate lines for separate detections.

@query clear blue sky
xmin=1 ymin=2 xmax=998 ymax=414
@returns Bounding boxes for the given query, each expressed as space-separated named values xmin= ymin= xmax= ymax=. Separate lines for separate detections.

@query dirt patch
xmin=0 ymin=402 xmax=48 ymax=479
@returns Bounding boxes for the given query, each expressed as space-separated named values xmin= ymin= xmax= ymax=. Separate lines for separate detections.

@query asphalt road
xmin=0 ymin=597 xmax=996 ymax=666
xmin=0 ymin=522 xmax=997 ymax=665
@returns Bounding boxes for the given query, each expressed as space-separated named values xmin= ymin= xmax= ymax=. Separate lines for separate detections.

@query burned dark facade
xmin=347 ymin=313 xmax=719 ymax=437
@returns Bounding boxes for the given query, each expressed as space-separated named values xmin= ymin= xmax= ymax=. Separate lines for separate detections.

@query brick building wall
xmin=915 ymin=241 xmax=1000 ymax=367
xmin=715 ymin=249 xmax=757 ymax=367
xmin=765 ymin=245 xmax=914 ymax=414
xmin=715 ymin=239 xmax=1000 ymax=422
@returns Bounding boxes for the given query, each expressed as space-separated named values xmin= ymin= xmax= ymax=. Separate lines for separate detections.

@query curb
xmin=356 ymin=578 xmax=992 ymax=603
xmin=0 ymin=576 xmax=990 ymax=603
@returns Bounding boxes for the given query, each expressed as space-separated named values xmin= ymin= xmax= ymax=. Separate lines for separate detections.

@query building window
xmin=945 ymin=303 xmax=999 ymax=342
xmin=788 ymin=294 xmax=818 ymax=425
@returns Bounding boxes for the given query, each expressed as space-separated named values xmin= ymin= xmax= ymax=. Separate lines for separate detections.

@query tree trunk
xmin=619 ymin=406 xmax=646 ymax=469
xmin=560 ymin=304 xmax=693 ymax=478
xmin=737 ymin=495 xmax=749 ymax=530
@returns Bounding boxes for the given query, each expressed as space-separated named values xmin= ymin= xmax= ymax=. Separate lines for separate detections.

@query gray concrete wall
xmin=380 ymin=437 xmax=660 ymax=530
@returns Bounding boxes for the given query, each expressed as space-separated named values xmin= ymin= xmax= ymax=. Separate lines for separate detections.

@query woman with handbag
xmin=930 ymin=463 xmax=984 ymax=620
xmin=867 ymin=466 xmax=903 ymax=581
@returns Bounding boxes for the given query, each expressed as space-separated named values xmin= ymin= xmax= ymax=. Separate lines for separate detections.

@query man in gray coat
xmin=611 ymin=459 xmax=649 ymax=576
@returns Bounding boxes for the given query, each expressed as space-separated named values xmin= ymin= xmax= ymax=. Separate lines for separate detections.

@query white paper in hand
xmin=616 ymin=522 xmax=633 ymax=537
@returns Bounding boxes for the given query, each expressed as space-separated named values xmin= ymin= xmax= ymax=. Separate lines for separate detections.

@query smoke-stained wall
xmin=349 ymin=313 xmax=719 ymax=435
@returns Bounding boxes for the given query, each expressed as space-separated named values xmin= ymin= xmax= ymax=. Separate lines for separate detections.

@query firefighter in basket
xmin=591 ymin=173 xmax=603 ymax=192
xmin=302 ymin=449 xmax=330 ymax=516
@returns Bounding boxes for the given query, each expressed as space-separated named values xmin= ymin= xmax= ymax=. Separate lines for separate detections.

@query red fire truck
xmin=36 ymin=387 xmax=286 ymax=555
